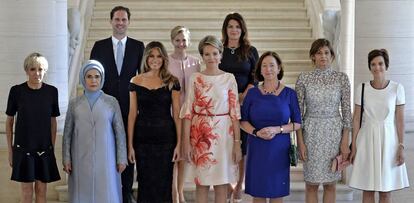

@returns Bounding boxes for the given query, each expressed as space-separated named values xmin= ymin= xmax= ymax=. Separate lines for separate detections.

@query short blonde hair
xmin=170 ymin=26 xmax=190 ymax=41
xmin=23 ymin=52 xmax=48 ymax=72
xmin=198 ymin=35 xmax=223 ymax=55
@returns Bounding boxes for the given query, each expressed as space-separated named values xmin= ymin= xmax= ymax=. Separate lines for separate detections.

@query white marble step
xmin=84 ymin=46 xmax=312 ymax=61
xmin=85 ymin=37 xmax=315 ymax=51
xmin=88 ymin=27 xmax=313 ymax=38
xmin=95 ymin=1 xmax=305 ymax=8
xmin=90 ymin=16 xmax=310 ymax=28
xmin=92 ymin=8 xmax=308 ymax=18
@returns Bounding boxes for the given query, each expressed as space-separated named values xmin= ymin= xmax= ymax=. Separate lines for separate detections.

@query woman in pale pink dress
xmin=168 ymin=25 xmax=200 ymax=203
xmin=180 ymin=35 xmax=242 ymax=203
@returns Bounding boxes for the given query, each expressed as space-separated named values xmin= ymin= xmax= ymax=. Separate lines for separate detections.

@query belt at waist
xmin=193 ymin=111 xmax=229 ymax=117
xmin=305 ymin=113 xmax=340 ymax=119
xmin=13 ymin=145 xmax=54 ymax=156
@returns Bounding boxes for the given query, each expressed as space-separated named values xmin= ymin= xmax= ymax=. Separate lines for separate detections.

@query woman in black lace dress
xmin=127 ymin=41 xmax=181 ymax=202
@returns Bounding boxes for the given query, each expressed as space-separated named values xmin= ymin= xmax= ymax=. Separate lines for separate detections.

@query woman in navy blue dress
xmin=241 ymin=51 xmax=301 ymax=202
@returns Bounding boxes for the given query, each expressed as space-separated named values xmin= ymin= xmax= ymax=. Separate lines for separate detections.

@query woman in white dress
xmin=348 ymin=49 xmax=409 ymax=203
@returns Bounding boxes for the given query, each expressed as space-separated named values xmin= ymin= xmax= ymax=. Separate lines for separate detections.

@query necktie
xmin=116 ymin=41 xmax=123 ymax=74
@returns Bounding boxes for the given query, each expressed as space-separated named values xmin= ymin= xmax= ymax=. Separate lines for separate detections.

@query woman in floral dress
xmin=180 ymin=35 xmax=242 ymax=203
xmin=295 ymin=39 xmax=352 ymax=203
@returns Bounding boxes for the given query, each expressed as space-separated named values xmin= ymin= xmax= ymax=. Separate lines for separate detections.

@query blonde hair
xmin=23 ymin=52 xmax=48 ymax=72
xmin=141 ymin=41 xmax=178 ymax=89
xmin=198 ymin=35 xmax=223 ymax=55
xmin=170 ymin=26 xmax=191 ymax=47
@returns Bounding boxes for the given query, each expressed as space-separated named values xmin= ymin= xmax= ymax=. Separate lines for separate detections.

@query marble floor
xmin=0 ymin=133 xmax=412 ymax=203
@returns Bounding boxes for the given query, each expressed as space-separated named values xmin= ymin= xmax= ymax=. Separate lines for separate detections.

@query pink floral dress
xmin=180 ymin=72 xmax=241 ymax=186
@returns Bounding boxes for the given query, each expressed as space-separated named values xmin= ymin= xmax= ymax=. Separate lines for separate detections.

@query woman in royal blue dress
xmin=241 ymin=51 xmax=301 ymax=202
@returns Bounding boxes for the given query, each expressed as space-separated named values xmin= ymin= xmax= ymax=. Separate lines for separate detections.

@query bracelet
xmin=399 ymin=143 xmax=405 ymax=149
xmin=280 ymin=125 xmax=284 ymax=134
xmin=234 ymin=139 xmax=242 ymax=144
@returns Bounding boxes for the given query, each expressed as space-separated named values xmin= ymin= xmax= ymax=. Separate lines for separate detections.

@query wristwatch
xmin=280 ymin=126 xmax=284 ymax=133
xmin=252 ymin=128 xmax=258 ymax=137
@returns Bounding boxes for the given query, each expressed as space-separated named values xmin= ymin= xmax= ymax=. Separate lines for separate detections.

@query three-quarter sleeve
xmin=111 ymin=97 xmax=128 ymax=165
xmin=290 ymin=89 xmax=302 ymax=124
xmin=340 ymin=73 xmax=352 ymax=129
xmin=241 ymin=88 xmax=254 ymax=121
xmin=62 ymin=99 xmax=75 ymax=165
xmin=228 ymin=74 xmax=241 ymax=120
xmin=247 ymin=46 xmax=259 ymax=85
xmin=396 ymin=83 xmax=406 ymax=105
xmin=180 ymin=74 xmax=195 ymax=120
xmin=295 ymin=73 xmax=306 ymax=124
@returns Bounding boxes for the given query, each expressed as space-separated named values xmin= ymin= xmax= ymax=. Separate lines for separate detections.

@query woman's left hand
xmin=117 ymin=164 xmax=126 ymax=173
xmin=396 ymin=147 xmax=405 ymax=166
xmin=172 ymin=144 xmax=181 ymax=162
xmin=232 ymin=144 xmax=242 ymax=164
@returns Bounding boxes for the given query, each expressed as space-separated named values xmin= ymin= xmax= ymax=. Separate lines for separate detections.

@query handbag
xmin=290 ymin=123 xmax=298 ymax=167
xmin=331 ymin=154 xmax=351 ymax=172
xmin=349 ymin=83 xmax=364 ymax=149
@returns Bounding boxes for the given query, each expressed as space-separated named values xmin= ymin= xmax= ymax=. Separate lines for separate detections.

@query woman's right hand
xmin=128 ymin=147 xmax=136 ymax=164
xmin=63 ymin=163 xmax=72 ymax=175
xmin=257 ymin=128 xmax=274 ymax=140
xmin=298 ymin=141 xmax=307 ymax=161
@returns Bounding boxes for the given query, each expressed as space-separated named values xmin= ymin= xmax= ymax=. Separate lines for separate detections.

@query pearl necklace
xmin=262 ymin=81 xmax=280 ymax=94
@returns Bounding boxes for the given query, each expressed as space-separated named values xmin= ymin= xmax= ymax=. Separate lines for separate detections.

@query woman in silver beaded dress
xmin=295 ymin=39 xmax=352 ymax=203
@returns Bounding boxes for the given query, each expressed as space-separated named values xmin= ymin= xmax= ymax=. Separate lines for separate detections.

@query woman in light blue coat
xmin=62 ymin=60 xmax=127 ymax=203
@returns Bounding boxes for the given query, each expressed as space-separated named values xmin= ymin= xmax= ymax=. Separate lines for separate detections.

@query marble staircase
xmin=83 ymin=0 xmax=315 ymax=86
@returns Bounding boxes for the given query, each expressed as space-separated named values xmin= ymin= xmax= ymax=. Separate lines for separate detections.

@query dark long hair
xmin=221 ymin=12 xmax=252 ymax=61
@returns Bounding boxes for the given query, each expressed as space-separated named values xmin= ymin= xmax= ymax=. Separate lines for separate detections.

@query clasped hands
xmin=255 ymin=126 xmax=281 ymax=140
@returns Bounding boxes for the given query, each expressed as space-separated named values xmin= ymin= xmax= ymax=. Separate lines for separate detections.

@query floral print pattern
xmin=180 ymin=72 xmax=241 ymax=186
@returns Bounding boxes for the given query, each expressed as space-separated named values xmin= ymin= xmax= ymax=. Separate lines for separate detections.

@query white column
xmin=0 ymin=0 xmax=68 ymax=133
xmin=355 ymin=0 xmax=414 ymax=131
xmin=339 ymin=0 xmax=355 ymax=104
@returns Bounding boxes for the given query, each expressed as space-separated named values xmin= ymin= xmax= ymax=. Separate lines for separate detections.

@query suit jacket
xmin=90 ymin=37 xmax=144 ymax=123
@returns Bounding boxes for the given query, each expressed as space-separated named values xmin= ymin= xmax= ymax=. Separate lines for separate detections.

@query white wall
xmin=355 ymin=0 xmax=414 ymax=131
xmin=0 ymin=0 xmax=68 ymax=132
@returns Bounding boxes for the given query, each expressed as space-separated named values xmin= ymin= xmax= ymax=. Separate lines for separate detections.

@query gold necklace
xmin=262 ymin=81 xmax=280 ymax=94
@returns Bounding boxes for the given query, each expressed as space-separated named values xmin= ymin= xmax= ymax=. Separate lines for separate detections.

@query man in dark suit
xmin=90 ymin=6 xmax=144 ymax=203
